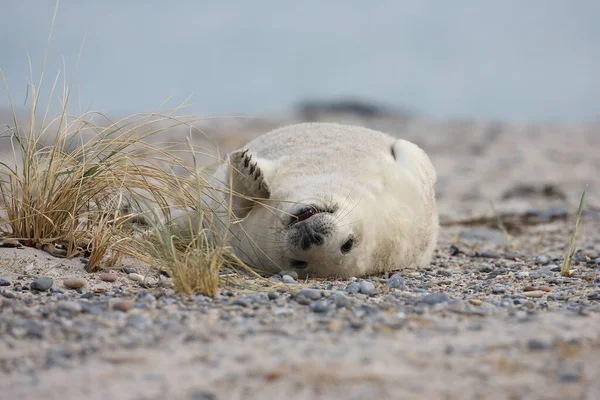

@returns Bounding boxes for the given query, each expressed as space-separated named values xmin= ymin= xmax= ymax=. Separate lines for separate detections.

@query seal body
xmin=193 ymin=122 xmax=438 ymax=279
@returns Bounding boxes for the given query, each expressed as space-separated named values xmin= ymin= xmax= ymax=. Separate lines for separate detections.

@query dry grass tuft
xmin=561 ymin=185 xmax=587 ymax=276
xmin=0 ymin=2 xmax=272 ymax=296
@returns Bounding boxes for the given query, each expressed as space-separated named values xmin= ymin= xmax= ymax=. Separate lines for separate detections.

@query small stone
xmin=267 ymin=292 xmax=279 ymax=300
xmin=0 ymin=279 xmax=10 ymax=287
xmin=122 ymin=267 xmax=137 ymax=274
xmin=331 ymin=292 xmax=351 ymax=308
xmin=478 ymin=264 xmax=493 ymax=273
xmin=492 ymin=284 xmax=506 ymax=294
xmin=309 ymin=300 xmax=329 ymax=313
xmin=359 ymin=280 xmax=376 ymax=295
xmin=281 ymin=275 xmax=296 ymax=284
xmin=516 ymin=271 xmax=529 ymax=279
xmin=468 ymin=298 xmax=483 ymax=306
xmin=524 ymin=290 xmax=545 ymax=298
xmin=31 ymin=277 xmax=53 ymax=292
xmin=58 ymin=301 xmax=82 ymax=313
xmin=537 ymin=285 xmax=551 ymax=292
xmin=346 ymin=282 xmax=360 ymax=294
xmin=295 ymin=295 xmax=312 ymax=305
xmin=420 ymin=292 xmax=449 ymax=305
xmin=558 ymin=363 xmax=581 ymax=383
xmin=536 ymin=255 xmax=550 ymax=265
xmin=128 ymin=273 xmax=144 ymax=282
xmin=527 ymin=338 xmax=552 ymax=351
xmin=387 ymin=274 xmax=405 ymax=289
xmin=100 ymin=272 xmax=118 ymax=282
xmin=232 ymin=298 xmax=249 ymax=307
xmin=296 ymin=289 xmax=322 ymax=300
xmin=113 ymin=299 xmax=135 ymax=312
xmin=63 ymin=277 xmax=86 ymax=289
xmin=279 ymin=270 xmax=298 ymax=280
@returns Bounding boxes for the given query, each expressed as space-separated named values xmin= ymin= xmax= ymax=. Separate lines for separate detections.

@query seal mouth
xmin=288 ymin=206 xmax=334 ymax=227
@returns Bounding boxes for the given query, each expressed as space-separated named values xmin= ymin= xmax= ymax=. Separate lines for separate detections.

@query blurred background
xmin=1 ymin=0 xmax=599 ymax=123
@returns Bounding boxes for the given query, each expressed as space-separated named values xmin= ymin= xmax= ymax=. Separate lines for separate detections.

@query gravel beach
xmin=1 ymin=115 xmax=599 ymax=400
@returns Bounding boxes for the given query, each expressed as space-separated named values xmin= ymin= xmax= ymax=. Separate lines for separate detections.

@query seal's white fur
xmin=182 ymin=122 xmax=438 ymax=279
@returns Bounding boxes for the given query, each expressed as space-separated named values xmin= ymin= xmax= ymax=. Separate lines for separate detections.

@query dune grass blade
xmin=561 ymin=185 xmax=587 ymax=276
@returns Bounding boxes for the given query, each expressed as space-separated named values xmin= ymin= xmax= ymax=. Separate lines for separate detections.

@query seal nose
xmin=298 ymin=222 xmax=325 ymax=250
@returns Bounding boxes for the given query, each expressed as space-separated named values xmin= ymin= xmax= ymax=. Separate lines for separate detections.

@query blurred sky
xmin=1 ymin=0 xmax=599 ymax=122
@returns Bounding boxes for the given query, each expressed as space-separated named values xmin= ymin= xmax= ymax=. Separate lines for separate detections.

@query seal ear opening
xmin=223 ymin=149 xmax=275 ymax=220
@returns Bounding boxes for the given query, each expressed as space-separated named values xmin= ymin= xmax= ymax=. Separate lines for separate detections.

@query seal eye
xmin=340 ymin=237 xmax=354 ymax=254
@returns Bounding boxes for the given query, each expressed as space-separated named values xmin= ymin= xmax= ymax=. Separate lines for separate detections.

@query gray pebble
xmin=492 ymin=284 xmax=506 ymax=294
xmin=332 ymin=292 xmax=351 ymax=308
xmin=527 ymin=337 xmax=553 ymax=351
xmin=420 ymin=292 xmax=450 ymax=305
xmin=536 ymin=255 xmax=550 ymax=265
xmin=31 ymin=277 xmax=53 ymax=292
xmin=387 ymin=274 xmax=405 ymax=289
xmin=188 ymin=390 xmax=216 ymax=400
xmin=122 ymin=267 xmax=137 ymax=274
xmin=295 ymin=295 xmax=312 ymax=305
xmin=0 ymin=279 xmax=10 ymax=287
xmin=359 ymin=280 xmax=376 ymax=295
xmin=267 ymin=292 xmax=279 ymax=300
xmin=558 ymin=362 xmax=581 ymax=382
xmin=232 ymin=298 xmax=249 ymax=307
xmin=346 ymin=282 xmax=360 ymax=294
xmin=282 ymin=275 xmax=297 ymax=284
xmin=279 ymin=270 xmax=299 ymax=280
xmin=309 ymin=300 xmax=329 ymax=313
xmin=296 ymin=289 xmax=322 ymax=300
xmin=530 ymin=267 xmax=554 ymax=279
xmin=57 ymin=301 xmax=82 ymax=313
xmin=478 ymin=264 xmax=493 ymax=273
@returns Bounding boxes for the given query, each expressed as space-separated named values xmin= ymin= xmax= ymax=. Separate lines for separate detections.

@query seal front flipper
xmin=222 ymin=149 xmax=277 ymax=220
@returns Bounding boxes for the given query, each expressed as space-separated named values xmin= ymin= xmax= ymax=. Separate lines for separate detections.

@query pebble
xmin=387 ymin=274 xmax=405 ymax=289
xmin=420 ymin=292 xmax=450 ymax=305
xmin=359 ymin=281 xmax=376 ymax=295
xmin=536 ymin=255 xmax=550 ymax=265
xmin=492 ymin=284 xmax=506 ymax=294
xmin=478 ymin=264 xmax=494 ymax=273
xmin=63 ymin=277 xmax=86 ymax=289
xmin=279 ymin=270 xmax=299 ymax=280
xmin=516 ymin=271 xmax=529 ymax=279
xmin=468 ymin=298 xmax=483 ymax=306
xmin=31 ymin=277 xmax=53 ymax=292
xmin=113 ymin=299 xmax=135 ymax=312
xmin=281 ymin=275 xmax=296 ymax=284
xmin=296 ymin=289 xmax=322 ymax=300
xmin=309 ymin=300 xmax=329 ymax=313
xmin=122 ymin=267 xmax=137 ymax=274
xmin=527 ymin=337 xmax=553 ymax=351
xmin=538 ymin=285 xmax=551 ymax=292
xmin=58 ymin=301 xmax=82 ymax=313
xmin=0 ymin=279 xmax=10 ymax=287
xmin=557 ymin=362 xmax=581 ymax=383
xmin=332 ymin=292 xmax=351 ymax=308
xmin=295 ymin=295 xmax=312 ymax=305
xmin=346 ymin=282 xmax=360 ymax=294
xmin=267 ymin=292 xmax=279 ymax=300
xmin=100 ymin=272 xmax=118 ymax=282
xmin=524 ymin=290 xmax=545 ymax=298
xmin=128 ymin=273 xmax=144 ymax=282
